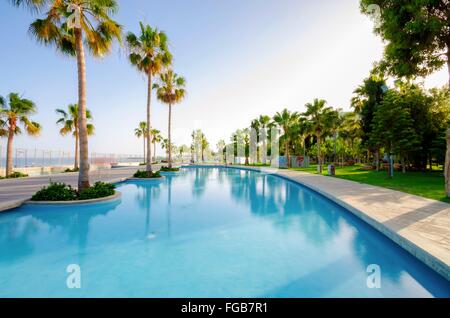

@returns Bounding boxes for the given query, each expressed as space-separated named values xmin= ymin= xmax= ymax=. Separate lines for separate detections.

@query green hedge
xmin=31 ymin=181 xmax=116 ymax=201
xmin=133 ymin=170 xmax=162 ymax=178
xmin=159 ymin=166 xmax=180 ymax=172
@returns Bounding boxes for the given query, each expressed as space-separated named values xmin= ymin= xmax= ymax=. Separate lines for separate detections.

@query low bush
xmin=78 ymin=182 xmax=116 ymax=200
xmin=31 ymin=181 xmax=115 ymax=201
xmin=0 ymin=171 xmax=29 ymax=179
xmin=31 ymin=182 xmax=78 ymax=201
xmin=64 ymin=168 xmax=79 ymax=173
xmin=133 ymin=170 xmax=162 ymax=178
xmin=159 ymin=166 xmax=180 ymax=172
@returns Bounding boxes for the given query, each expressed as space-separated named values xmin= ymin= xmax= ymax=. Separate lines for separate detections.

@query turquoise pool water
xmin=0 ymin=167 xmax=449 ymax=297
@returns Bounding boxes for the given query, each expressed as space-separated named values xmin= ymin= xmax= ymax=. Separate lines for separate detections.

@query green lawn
xmin=289 ymin=164 xmax=450 ymax=203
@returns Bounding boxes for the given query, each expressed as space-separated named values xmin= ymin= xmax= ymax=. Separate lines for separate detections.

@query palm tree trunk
xmin=262 ymin=129 xmax=267 ymax=164
xmin=285 ymin=140 xmax=289 ymax=168
xmin=74 ymin=128 xmax=79 ymax=170
xmin=5 ymin=126 xmax=14 ymax=177
xmin=146 ymin=72 xmax=153 ymax=174
xmin=446 ymin=49 xmax=450 ymax=197
xmin=143 ymin=136 xmax=146 ymax=163
xmin=445 ymin=128 xmax=450 ymax=197
xmin=168 ymin=103 xmax=172 ymax=169
xmin=317 ymin=134 xmax=322 ymax=174
xmin=75 ymin=28 xmax=90 ymax=190
xmin=153 ymin=142 xmax=156 ymax=163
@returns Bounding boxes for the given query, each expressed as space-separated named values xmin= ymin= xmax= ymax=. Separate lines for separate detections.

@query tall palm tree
xmin=304 ymin=99 xmax=334 ymax=174
xmin=134 ymin=121 xmax=147 ymax=163
xmin=273 ymin=109 xmax=299 ymax=167
xmin=0 ymin=93 xmax=41 ymax=176
xmin=201 ymin=133 xmax=209 ymax=163
xmin=151 ymin=128 xmax=162 ymax=163
xmin=250 ymin=119 xmax=260 ymax=163
xmin=56 ymin=104 xmax=94 ymax=170
xmin=126 ymin=22 xmax=172 ymax=174
xmin=15 ymin=0 xmax=122 ymax=190
xmin=153 ymin=70 xmax=186 ymax=168
xmin=258 ymin=115 xmax=271 ymax=164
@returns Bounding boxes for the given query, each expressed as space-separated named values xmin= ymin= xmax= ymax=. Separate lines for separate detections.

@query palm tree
xmin=273 ymin=109 xmax=299 ymax=167
xmin=151 ymin=129 xmax=162 ymax=163
xmin=250 ymin=119 xmax=260 ymax=163
xmin=134 ymin=121 xmax=147 ymax=163
xmin=216 ymin=139 xmax=226 ymax=163
xmin=304 ymin=99 xmax=334 ymax=174
xmin=153 ymin=70 xmax=186 ymax=168
xmin=56 ymin=104 xmax=94 ymax=170
xmin=16 ymin=0 xmax=122 ymax=190
xmin=126 ymin=22 xmax=172 ymax=174
xmin=258 ymin=115 xmax=271 ymax=164
xmin=0 ymin=93 xmax=41 ymax=176
xmin=201 ymin=135 xmax=209 ymax=163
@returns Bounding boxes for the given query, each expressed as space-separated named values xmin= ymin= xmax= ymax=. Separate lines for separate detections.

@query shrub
xmin=31 ymin=181 xmax=115 ymax=201
xmin=78 ymin=182 xmax=116 ymax=200
xmin=4 ymin=171 xmax=29 ymax=179
xmin=31 ymin=182 xmax=78 ymax=201
xmin=133 ymin=170 xmax=161 ymax=178
xmin=64 ymin=168 xmax=79 ymax=173
xmin=159 ymin=166 xmax=180 ymax=172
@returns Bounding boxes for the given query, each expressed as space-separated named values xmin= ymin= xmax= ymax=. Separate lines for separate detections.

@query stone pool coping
xmin=204 ymin=165 xmax=449 ymax=281
xmin=24 ymin=191 xmax=122 ymax=205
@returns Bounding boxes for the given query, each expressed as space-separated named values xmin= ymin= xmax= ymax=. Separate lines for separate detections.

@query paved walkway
xmin=0 ymin=164 xmax=449 ymax=280
xmin=0 ymin=166 xmax=140 ymax=211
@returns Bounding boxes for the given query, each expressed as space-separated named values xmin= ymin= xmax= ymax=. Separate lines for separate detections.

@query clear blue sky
xmin=0 ymin=0 xmax=447 ymax=156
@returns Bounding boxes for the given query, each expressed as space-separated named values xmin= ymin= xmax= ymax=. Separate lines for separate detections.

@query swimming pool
xmin=0 ymin=167 xmax=449 ymax=297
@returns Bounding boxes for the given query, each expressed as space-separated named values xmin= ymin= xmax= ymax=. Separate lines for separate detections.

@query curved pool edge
xmin=185 ymin=164 xmax=450 ymax=281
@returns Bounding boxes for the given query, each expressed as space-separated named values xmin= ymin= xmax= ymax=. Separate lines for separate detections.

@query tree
xmin=201 ymin=133 xmax=209 ymax=162
xmin=303 ymin=99 xmax=334 ymax=173
xmin=273 ymin=109 xmax=299 ymax=167
xmin=16 ymin=0 xmax=122 ymax=190
xmin=151 ymin=129 xmax=162 ymax=163
xmin=126 ymin=22 xmax=172 ymax=174
xmin=134 ymin=121 xmax=147 ymax=163
xmin=153 ymin=70 xmax=186 ymax=168
xmin=351 ymin=73 xmax=387 ymax=169
xmin=56 ymin=104 xmax=94 ymax=170
xmin=258 ymin=115 xmax=271 ymax=164
xmin=361 ymin=0 xmax=450 ymax=192
xmin=371 ymin=89 xmax=420 ymax=176
xmin=250 ymin=119 xmax=260 ymax=163
xmin=216 ymin=139 xmax=226 ymax=163
xmin=0 ymin=93 xmax=41 ymax=176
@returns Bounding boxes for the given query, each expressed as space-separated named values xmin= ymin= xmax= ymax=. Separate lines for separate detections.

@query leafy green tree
xmin=0 ymin=93 xmax=41 ymax=176
xmin=153 ymin=70 xmax=186 ymax=168
xmin=56 ymin=104 xmax=94 ymax=170
xmin=361 ymin=0 xmax=450 ymax=192
xmin=14 ymin=0 xmax=122 ymax=190
xmin=134 ymin=121 xmax=148 ymax=163
xmin=361 ymin=0 xmax=449 ymax=87
xmin=371 ymin=89 xmax=420 ymax=176
xmin=126 ymin=22 xmax=172 ymax=174
xmin=273 ymin=109 xmax=299 ymax=167
xmin=351 ymin=74 xmax=388 ymax=168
